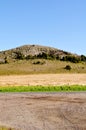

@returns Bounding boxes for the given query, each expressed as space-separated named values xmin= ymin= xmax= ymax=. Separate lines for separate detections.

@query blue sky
xmin=0 ymin=0 xmax=86 ymax=55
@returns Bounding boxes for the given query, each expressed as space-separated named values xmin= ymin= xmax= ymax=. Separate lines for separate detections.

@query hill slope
xmin=0 ymin=44 xmax=72 ymax=58
xmin=0 ymin=44 xmax=86 ymax=75
xmin=0 ymin=44 xmax=82 ymax=61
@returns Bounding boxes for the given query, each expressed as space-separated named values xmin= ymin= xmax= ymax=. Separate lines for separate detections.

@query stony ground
xmin=0 ymin=92 xmax=86 ymax=130
xmin=0 ymin=74 xmax=86 ymax=86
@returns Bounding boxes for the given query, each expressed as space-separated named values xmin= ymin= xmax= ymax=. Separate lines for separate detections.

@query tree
xmin=81 ymin=55 xmax=86 ymax=62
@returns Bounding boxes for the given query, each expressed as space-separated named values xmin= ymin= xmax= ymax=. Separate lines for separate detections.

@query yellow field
xmin=0 ymin=74 xmax=86 ymax=86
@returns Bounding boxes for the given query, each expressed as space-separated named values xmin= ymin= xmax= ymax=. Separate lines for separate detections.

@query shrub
xmin=80 ymin=55 xmax=86 ymax=62
xmin=32 ymin=60 xmax=45 ymax=65
xmin=26 ymin=55 xmax=35 ymax=59
xmin=14 ymin=51 xmax=24 ymax=60
xmin=56 ymin=55 xmax=60 ymax=60
xmin=4 ymin=57 xmax=8 ymax=63
xmin=37 ymin=52 xmax=48 ymax=59
xmin=61 ymin=55 xmax=80 ymax=63
xmin=26 ymin=52 xmax=58 ymax=60
xmin=64 ymin=65 xmax=71 ymax=70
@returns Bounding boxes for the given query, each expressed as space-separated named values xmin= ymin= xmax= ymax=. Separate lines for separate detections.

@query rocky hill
xmin=0 ymin=44 xmax=86 ymax=63
xmin=0 ymin=44 xmax=71 ymax=57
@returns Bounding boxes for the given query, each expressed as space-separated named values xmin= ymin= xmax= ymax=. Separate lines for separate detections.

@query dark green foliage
xmin=25 ymin=53 xmax=86 ymax=63
xmin=64 ymin=65 xmax=71 ymax=70
xmin=61 ymin=55 xmax=80 ymax=63
xmin=37 ymin=52 xmax=48 ymax=59
xmin=26 ymin=52 xmax=56 ymax=60
xmin=37 ymin=52 xmax=56 ymax=60
xmin=80 ymin=55 xmax=86 ymax=62
xmin=14 ymin=51 xmax=24 ymax=60
xmin=48 ymin=53 xmax=56 ymax=60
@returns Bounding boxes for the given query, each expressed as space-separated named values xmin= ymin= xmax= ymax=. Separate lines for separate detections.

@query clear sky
xmin=0 ymin=0 xmax=86 ymax=55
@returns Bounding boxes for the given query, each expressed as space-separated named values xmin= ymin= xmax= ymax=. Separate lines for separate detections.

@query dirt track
xmin=0 ymin=74 xmax=86 ymax=86
xmin=0 ymin=74 xmax=86 ymax=130
xmin=0 ymin=92 xmax=86 ymax=130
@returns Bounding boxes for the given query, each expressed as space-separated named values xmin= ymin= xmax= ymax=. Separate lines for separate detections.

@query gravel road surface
xmin=0 ymin=92 xmax=86 ymax=130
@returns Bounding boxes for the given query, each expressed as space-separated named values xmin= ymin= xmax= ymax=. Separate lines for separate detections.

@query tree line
xmin=14 ymin=51 xmax=86 ymax=63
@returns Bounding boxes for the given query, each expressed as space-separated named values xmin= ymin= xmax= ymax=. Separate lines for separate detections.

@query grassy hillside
xmin=0 ymin=59 xmax=86 ymax=75
xmin=0 ymin=44 xmax=86 ymax=75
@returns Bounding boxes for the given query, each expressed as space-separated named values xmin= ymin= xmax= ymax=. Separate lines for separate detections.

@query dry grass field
xmin=0 ymin=93 xmax=86 ymax=130
xmin=0 ymin=74 xmax=86 ymax=86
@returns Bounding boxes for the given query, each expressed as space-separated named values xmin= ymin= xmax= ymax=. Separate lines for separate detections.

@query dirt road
xmin=0 ymin=74 xmax=86 ymax=86
xmin=0 ymin=92 xmax=86 ymax=130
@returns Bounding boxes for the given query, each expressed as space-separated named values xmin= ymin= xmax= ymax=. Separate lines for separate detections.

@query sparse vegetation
xmin=32 ymin=60 xmax=45 ymax=65
xmin=14 ymin=51 xmax=24 ymax=60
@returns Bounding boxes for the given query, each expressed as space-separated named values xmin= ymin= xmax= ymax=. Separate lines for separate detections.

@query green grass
xmin=0 ymin=85 xmax=86 ymax=92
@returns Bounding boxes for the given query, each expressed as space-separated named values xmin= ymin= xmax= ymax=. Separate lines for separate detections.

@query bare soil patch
xmin=0 ymin=74 xmax=86 ymax=86
xmin=0 ymin=92 xmax=86 ymax=130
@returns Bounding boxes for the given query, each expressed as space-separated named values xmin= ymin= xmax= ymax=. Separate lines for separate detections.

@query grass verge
xmin=0 ymin=85 xmax=86 ymax=92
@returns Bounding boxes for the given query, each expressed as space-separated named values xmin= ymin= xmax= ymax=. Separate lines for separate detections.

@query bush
xmin=80 ymin=55 xmax=86 ymax=62
xmin=61 ymin=55 xmax=80 ymax=63
xmin=64 ymin=65 xmax=71 ymax=70
xmin=56 ymin=55 xmax=60 ymax=60
xmin=14 ymin=51 xmax=24 ymax=60
xmin=26 ymin=55 xmax=35 ymax=59
xmin=4 ymin=57 xmax=8 ymax=63
xmin=37 ymin=52 xmax=48 ymax=59
xmin=32 ymin=60 xmax=45 ymax=65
